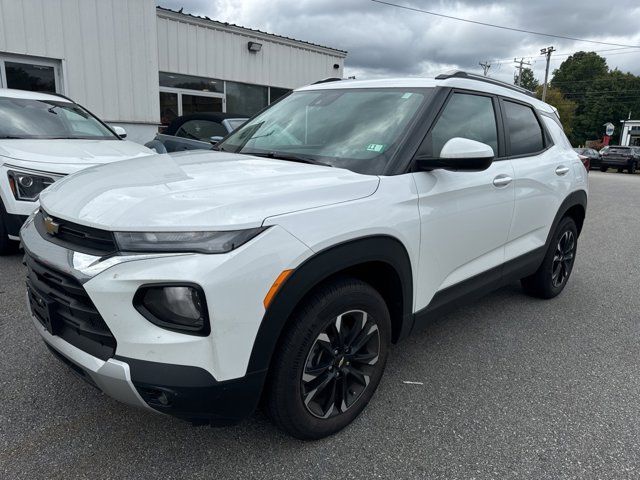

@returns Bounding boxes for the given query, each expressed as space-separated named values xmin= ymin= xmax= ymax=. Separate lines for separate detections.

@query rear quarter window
xmin=541 ymin=116 xmax=572 ymax=149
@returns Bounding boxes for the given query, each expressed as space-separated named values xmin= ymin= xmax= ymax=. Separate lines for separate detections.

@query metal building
xmin=0 ymin=0 xmax=347 ymax=143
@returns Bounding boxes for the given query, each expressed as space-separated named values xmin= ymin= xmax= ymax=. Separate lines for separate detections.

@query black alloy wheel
xmin=521 ymin=216 xmax=578 ymax=299
xmin=265 ymin=277 xmax=391 ymax=439
xmin=301 ymin=309 xmax=380 ymax=419
xmin=551 ymin=230 xmax=576 ymax=288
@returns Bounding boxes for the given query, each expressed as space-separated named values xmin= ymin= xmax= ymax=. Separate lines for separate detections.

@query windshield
xmin=0 ymin=97 xmax=117 ymax=140
xmin=218 ymin=88 xmax=432 ymax=174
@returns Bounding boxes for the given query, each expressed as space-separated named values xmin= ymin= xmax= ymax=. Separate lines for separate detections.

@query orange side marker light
xmin=263 ymin=269 xmax=293 ymax=309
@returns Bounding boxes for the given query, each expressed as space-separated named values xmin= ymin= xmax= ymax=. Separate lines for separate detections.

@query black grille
xmin=35 ymin=210 xmax=117 ymax=256
xmin=25 ymin=252 xmax=116 ymax=360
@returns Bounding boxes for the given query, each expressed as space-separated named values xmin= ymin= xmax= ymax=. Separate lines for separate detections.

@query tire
xmin=599 ymin=166 xmax=607 ymax=172
xmin=617 ymin=167 xmax=624 ymax=173
xmin=521 ymin=216 xmax=578 ymax=299
xmin=629 ymin=162 xmax=637 ymax=174
xmin=0 ymin=204 xmax=18 ymax=255
xmin=265 ymin=277 xmax=391 ymax=440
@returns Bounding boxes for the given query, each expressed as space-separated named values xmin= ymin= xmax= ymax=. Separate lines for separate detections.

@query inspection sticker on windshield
xmin=401 ymin=92 xmax=413 ymax=99
xmin=366 ymin=143 xmax=385 ymax=152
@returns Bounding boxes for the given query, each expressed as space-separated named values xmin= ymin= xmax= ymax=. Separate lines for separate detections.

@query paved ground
xmin=1 ymin=171 xmax=639 ymax=479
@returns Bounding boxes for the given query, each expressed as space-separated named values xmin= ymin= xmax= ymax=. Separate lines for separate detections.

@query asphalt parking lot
xmin=1 ymin=171 xmax=639 ymax=479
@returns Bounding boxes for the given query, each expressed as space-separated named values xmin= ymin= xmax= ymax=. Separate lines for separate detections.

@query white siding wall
xmin=156 ymin=12 xmax=345 ymax=89
xmin=0 ymin=0 xmax=159 ymax=127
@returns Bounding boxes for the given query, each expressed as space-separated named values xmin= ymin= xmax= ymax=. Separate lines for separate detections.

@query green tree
xmin=517 ymin=67 xmax=539 ymax=92
xmin=548 ymin=51 xmax=640 ymax=145
xmin=535 ymin=86 xmax=577 ymax=137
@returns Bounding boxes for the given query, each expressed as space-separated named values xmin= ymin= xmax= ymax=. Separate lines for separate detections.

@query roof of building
xmin=156 ymin=6 xmax=347 ymax=57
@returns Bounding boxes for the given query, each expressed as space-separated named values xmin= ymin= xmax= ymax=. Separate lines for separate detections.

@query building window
xmin=158 ymin=72 xmax=290 ymax=126
xmin=159 ymin=91 xmax=179 ymax=129
xmin=181 ymin=94 xmax=223 ymax=115
xmin=159 ymin=72 xmax=223 ymax=93
xmin=270 ymin=87 xmax=291 ymax=103
xmin=226 ymin=81 xmax=268 ymax=116
xmin=0 ymin=54 xmax=62 ymax=93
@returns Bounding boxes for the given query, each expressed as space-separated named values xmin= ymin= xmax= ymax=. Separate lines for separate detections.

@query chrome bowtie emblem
xmin=44 ymin=216 xmax=60 ymax=235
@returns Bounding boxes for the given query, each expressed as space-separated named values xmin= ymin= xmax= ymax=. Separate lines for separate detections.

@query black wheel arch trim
xmin=545 ymin=189 xmax=587 ymax=243
xmin=246 ymin=235 xmax=414 ymax=375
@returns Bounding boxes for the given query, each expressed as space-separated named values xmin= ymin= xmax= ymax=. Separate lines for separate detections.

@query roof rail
xmin=436 ymin=70 xmax=536 ymax=98
xmin=312 ymin=77 xmax=343 ymax=85
xmin=48 ymin=92 xmax=76 ymax=103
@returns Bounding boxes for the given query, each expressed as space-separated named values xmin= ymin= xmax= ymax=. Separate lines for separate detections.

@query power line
xmin=370 ymin=0 xmax=640 ymax=48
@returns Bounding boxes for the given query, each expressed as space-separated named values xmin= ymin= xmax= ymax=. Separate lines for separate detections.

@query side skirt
xmin=412 ymin=247 xmax=545 ymax=333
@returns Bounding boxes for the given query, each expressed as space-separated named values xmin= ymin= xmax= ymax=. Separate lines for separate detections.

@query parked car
xmin=573 ymin=147 xmax=601 ymax=170
xmin=0 ymin=88 xmax=153 ymax=254
xmin=145 ymin=112 xmax=247 ymax=153
xmin=599 ymin=145 xmax=640 ymax=173
xmin=21 ymin=71 xmax=587 ymax=439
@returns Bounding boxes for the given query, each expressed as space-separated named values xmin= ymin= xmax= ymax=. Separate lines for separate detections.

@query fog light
xmin=134 ymin=284 xmax=210 ymax=335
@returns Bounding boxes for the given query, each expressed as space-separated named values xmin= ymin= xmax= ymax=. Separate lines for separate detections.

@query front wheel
xmin=0 ymin=203 xmax=19 ymax=255
xmin=521 ymin=217 xmax=578 ymax=299
xmin=629 ymin=162 xmax=637 ymax=174
xmin=599 ymin=166 xmax=607 ymax=172
xmin=265 ymin=278 xmax=391 ymax=439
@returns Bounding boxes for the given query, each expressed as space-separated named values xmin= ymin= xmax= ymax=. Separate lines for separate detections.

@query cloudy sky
xmin=157 ymin=0 xmax=640 ymax=84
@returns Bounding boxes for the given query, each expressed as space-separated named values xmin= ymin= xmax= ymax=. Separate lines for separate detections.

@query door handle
xmin=492 ymin=174 xmax=513 ymax=188
xmin=555 ymin=165 xmax=570 ymax=175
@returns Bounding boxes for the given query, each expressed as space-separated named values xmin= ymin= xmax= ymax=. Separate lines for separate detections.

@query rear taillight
xmin=578 ymin=154 xmax=589 ymax=172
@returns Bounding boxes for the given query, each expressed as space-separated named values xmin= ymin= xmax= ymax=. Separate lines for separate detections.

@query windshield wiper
xmin=0 ymin=136 xmax=23 ymax=139
xmin=249 ymin=151 xmax=332 ymax=167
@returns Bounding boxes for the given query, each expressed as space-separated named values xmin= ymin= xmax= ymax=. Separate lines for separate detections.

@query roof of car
xmin=0 ymin=88 xmax=73 ymax=103
xmin=296 ymin=75 xmax=555 ymax=113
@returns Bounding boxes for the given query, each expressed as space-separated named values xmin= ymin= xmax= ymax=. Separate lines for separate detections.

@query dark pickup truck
xmin=145 ymin=112 xmax=247 ymax=153
xmin=599 ymin=145 xmax=640 ymax=174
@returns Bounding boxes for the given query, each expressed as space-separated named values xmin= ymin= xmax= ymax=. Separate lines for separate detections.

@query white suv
xmin=0 ymin=88 xmax=153 ymax=253
xmin=21 ymin=72 xmax=587 ymax=439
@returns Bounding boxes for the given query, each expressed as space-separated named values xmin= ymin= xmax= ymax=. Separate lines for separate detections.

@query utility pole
xmin=540 ymin=46 xmax=555 ymax=102
xmin=513 ymin=57 xmax=531 ymax=86
xmin=479 ymin=61 xmax=491 ymax=76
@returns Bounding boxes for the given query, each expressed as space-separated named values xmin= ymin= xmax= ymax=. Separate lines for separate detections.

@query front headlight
xmin=114 ymin=228 xmax=267 ymax=254
xmin=7 ymin=169 xmax=58 ymax=201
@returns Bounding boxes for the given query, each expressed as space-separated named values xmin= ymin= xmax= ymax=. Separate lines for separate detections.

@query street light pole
xmin=540 ymin=46 xmax=555 ymax=102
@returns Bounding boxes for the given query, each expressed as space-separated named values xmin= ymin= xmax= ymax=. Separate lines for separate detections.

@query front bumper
xmin=21 ymin=212 xmax=312 ymax=424
xmin=32 ymin=314 xmax=152 ymax=411
xmin=35 ymin=314 xmax=266 ymax=424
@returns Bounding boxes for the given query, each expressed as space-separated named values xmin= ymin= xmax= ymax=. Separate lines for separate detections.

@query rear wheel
xmin=265 ymin=278 xmax=391 ymax=439
xmin=521 ymin=217 xmax=578 ymax=299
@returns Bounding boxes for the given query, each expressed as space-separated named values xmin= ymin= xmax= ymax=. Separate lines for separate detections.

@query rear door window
xmin=503 ymin=101 xmax=545 ymax=156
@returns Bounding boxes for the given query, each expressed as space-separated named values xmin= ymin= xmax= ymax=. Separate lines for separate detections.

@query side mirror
xmin=210 ymin=136 xmax=224 ymax=145
xmin=112 ymin=126 xmax=127 ymax=139
xmin=416 ymin=137 xmax=494 ymax=172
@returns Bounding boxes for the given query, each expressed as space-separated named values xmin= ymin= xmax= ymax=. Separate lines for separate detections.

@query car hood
xmin=0 ymin=139 xmax=153 ymax=166
xmin=39 ymin=151 xmax=380 ymax=231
